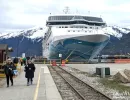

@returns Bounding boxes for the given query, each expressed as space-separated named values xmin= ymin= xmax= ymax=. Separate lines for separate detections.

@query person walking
xmin=31 ymin=56 xmax=35 ymax=63
xmin=13 ymin=57 xmax=18 ymax=64
xmin=20 ymin=58 xmax=23 ymax=66
xmin=23 ymin=57 xmax=27 ymax=66
xmin=24 ymin=60 xmax=35 ymax=86
xmin=13 ymin=57 xmax=19 ymax=68
xmin=4 ymin=58 xmax=15 ymax=87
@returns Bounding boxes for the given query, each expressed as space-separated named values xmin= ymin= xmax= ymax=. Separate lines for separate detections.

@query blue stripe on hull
xmin=49 ymin=39 xmax=109 ymax=61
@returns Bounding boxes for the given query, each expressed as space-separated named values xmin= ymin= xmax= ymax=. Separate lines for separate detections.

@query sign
xmin=59 ymin=54 xmax=62 ymax=58
xmin=22 ymin=53 xmax=25 ymax=58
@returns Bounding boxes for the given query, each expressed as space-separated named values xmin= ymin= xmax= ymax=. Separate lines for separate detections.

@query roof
xmin=0 ymin=44 xmax=8 ymax=50
xmin=8 ymin=47 xmax=13 ymax=52
xmin=48 ymin=15 xmax=104 ymax=23
xmin=49 ymin=14 xmax=100 ymax=17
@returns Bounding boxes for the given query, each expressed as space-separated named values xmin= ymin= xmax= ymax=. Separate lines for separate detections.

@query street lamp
xmin=59 ymin=53 xmax=62 ymax=66
xmin=17 ymin=37 xmax=20 ymax=57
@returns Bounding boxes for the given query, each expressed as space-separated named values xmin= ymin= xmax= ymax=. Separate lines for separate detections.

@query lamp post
xmin=59 ymin=53 xmax=62 ymax=66
xmin=3 ymin=51 xmax=6 ymax=63
xmin=17 ymin=37 xmax=20 ymax=57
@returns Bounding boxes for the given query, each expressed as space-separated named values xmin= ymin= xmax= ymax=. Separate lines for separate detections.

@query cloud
xmin=0 ymin=0 xmax=130 ymax=32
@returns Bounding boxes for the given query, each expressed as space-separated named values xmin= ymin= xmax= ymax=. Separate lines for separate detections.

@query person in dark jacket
xmin=4 ymin=59 xmax=15 ymax=87
xmin=24 ymin=60 xmax=35 ymax=86
xmin=13 ymin=57 xmax=18 ymax=64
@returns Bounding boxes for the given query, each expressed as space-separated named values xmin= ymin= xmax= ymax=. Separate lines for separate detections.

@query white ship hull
xmin=43 ymin=27 xmax=109 ymax=61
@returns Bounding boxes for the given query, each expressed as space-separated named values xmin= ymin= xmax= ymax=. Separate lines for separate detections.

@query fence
xmin=114 ymin=59 xmax=130 ymax=63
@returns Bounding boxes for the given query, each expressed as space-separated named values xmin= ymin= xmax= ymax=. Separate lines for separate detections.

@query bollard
xmin=44 ymin=60 xmax=46 ymax=64
xmin=61 ymin=60 xmax=65 ymax=66
xmin=52 ymin=60 xmax=57 ymax=66
xmin=101 ymin=67 xmax=105 ymax=78
xmin=50 ymin=60 xmax=51 ymax=65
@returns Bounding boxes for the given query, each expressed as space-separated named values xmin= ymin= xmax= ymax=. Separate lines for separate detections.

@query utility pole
xmin=59 ymin=54 xmax=62 ymax=66
xmin=17 ymin=37 xmax=19 ymax=57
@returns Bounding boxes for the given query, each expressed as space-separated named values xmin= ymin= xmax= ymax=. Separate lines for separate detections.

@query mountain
xmin=101 ymin=26 xmax=130 ymax=55
xmin=0 ymin=27 xmax=47 ymax=57
xmin=0 ymin=26 xmax=130 ymax=57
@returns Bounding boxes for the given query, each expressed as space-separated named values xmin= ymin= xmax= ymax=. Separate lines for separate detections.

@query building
xmin=0 ymin=44 xmax=13 ymax=76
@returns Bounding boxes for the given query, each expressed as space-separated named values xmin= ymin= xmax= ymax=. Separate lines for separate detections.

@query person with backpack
xmin=4 ymin=58 xmax=15 ymax=87
xmin=22 ymin=57 xmax=27 ymax=66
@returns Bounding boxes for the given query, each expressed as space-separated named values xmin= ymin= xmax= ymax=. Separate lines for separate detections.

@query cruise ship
xmin=42 ymin=8 xmax=110 ymax=62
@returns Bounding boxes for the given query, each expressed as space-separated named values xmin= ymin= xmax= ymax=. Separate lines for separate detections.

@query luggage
xmin=13 ymin=70 xmax=19 ymax=76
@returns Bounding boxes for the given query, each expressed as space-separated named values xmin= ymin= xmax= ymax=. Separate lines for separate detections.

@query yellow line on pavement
xmin=34 ymin=67 xmax=41 ymax=100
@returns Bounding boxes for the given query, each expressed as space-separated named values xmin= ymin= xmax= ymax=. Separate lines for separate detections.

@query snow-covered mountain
xmin=1 ymin=25 xmax=130 ymax=40
xmin=0 ymin=27 xmax=47 ymax=40
xmin=0 ymin=26 xmax=130 ymax=56
xmin=103 ymin=26 xmax=130 ymax=38
xmin=0 ymin=27 xmax=47 ymax=56
xmin=102 ymin=26 xmax=130 ymax=55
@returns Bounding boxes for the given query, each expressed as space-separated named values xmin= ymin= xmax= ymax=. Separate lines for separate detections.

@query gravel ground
xmin=62 ymin=66 xmax=130 ymax=100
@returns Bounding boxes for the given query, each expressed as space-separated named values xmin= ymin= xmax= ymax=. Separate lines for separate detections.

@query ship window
xmin=75 ymin=26 xmax=78 ymax=28
xmin=70 ymin=26 xmax=73 ymax=28
xmin=96 ymin=27 xmax=98 ymax=29
xmin=62 ymin=26 xmax=64 ymax=28
xmin=68 ymin=30 xmax=70 ymax=32
xmin=90 ymin=27 xmax=92 ymax=29
xmin=85 ymin=27 xmax=87 ymax=28
xmin=85 ymin=31 xmax=87 ymax=32
xmin=59 ymin=26 xmax=61 ymax=28
xmin=78 ymin=30 xmax=80 ymax=32
xmin=80 ymin=26 xmax=83 ymax=28
xmin=65 ymin=26 xmax=68 ymax=28
xmin=73 ymin=30 xmax=75 ymax=32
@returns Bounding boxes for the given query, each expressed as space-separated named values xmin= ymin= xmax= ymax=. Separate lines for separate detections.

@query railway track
xmin=49 ymin=65 xmax=112 ymax=100
xmin=48 ymin=66 xmax=83 ymax=100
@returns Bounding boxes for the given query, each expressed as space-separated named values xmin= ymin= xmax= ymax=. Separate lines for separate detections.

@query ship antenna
xmin=88 ymin=11 xmax=90 ymax=15
xmin=76 ymin=9 xmax=79 ymax=14
xmin=63 ymin=6 xmax=70 ymax=14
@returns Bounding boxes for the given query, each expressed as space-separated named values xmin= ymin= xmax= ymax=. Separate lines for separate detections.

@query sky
xmin=1 ymin=0 xmax=130 ymax=32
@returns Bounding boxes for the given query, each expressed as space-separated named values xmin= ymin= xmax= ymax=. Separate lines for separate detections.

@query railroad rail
xmin=49 ymin=65 xmax=112 ymax=100
xmin=48 ymin=65 xmax=84 ymax=100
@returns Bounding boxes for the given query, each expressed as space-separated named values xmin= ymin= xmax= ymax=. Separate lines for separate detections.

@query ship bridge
xmin=46 ymin=15 xmax=106 ymax=26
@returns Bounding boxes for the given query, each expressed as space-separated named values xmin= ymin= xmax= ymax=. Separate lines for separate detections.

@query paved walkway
xmin=0 ymin=64 xmax=62 ymax=100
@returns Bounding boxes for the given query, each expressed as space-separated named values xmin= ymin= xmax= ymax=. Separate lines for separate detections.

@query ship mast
xmin=63 ymin=7 xmax=70 ymax=14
